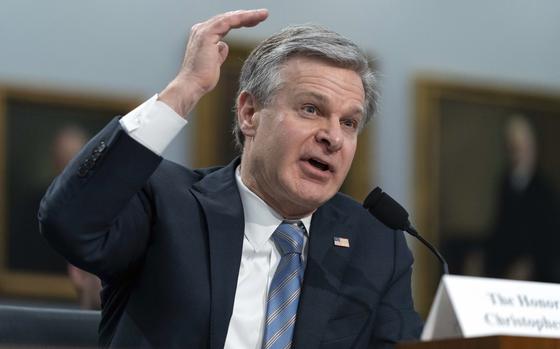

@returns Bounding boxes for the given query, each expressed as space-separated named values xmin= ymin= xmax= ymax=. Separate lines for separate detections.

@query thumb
xmin=217 ymin=41 xmax=229 ymax=64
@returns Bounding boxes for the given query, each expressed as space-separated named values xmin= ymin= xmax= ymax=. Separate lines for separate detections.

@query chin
xmin=291 ymin=185 xmax=336 ymax=210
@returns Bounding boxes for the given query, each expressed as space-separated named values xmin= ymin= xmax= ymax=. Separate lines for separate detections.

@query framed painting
xmin=0 ymin=85 xmax=138 ymax=300
xmin=414 ymin=77 xmax=560 ymax=315
xmin=193 ymin=43 xmax=375 ymax=202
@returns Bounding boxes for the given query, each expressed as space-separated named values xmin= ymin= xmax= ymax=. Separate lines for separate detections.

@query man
xmin=39 ymin=9 xmax=422 ymax=349
xmin=486 ymin=115 xmax=560 ymax=282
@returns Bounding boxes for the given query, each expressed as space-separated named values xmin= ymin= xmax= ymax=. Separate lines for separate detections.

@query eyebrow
xmin=298 ymin=91 xmax=327 ymax=104
xmin=297 ymin=91 xmax=364 ymax=117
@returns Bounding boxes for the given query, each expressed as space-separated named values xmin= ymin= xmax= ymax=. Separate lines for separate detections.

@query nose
xmin=315 ymin=120 xmax=343 ymax=153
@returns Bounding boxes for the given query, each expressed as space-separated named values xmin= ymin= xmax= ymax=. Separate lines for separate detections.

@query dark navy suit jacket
xmin=39 ymin=118 xmax=422 ymax=348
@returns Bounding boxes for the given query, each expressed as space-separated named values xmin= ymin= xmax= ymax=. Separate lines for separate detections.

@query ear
xmin=236 ymin=91 xmax=259 ymax=138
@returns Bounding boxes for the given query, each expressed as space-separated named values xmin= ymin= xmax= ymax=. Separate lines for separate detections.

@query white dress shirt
xmin=120 ymin=96 xmax=312 ymax=349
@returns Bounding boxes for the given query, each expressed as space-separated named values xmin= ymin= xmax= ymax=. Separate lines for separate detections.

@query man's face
xmin=239 ymin=56 xmax=365 ymax=218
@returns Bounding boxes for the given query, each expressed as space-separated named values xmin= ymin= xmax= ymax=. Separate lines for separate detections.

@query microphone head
xmin=363 ymin=187 xmax=410 ymax=231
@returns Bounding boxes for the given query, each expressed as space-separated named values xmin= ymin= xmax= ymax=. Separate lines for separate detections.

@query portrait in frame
xmin=414 ymin=77 xmax=560 ymax=315
xmin=0 ymin=85 xmax=138 ymax=300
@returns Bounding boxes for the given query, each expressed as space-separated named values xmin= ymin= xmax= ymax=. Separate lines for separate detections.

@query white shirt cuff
xmin=119 ymin=94 xmax=187 ymax=155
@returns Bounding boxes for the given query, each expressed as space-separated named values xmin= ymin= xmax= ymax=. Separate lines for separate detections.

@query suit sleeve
xmin=38 ymin=118 xmax=162 ymax=281
xmin=369 ymin=231 xmax=423 ymax=348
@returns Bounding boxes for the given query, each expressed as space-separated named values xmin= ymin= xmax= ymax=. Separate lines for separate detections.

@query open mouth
xmin=308 ymin=158 xmax=330 ymax=172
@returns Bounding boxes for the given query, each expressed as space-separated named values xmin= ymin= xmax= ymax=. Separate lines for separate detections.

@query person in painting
xmin=11 ymin=125 xmax=101 ymax=309
xmin=39 ymin=9 xmax=422 ymax=348
xmin=486 ymin=115 xmax=560 ymax=282
xmin=52 ymin=126 xmax=103 ymax=309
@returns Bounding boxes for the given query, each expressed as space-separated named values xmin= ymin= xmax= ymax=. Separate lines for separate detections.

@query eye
xmin=341 ymin=118 xmax=358 ymax=130
xmin=302 ymin=104 xmax=318 ymax=115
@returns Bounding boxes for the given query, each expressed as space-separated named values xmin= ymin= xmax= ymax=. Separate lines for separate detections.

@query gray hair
xmin=233 ymin=24 xmax=378 ymax=151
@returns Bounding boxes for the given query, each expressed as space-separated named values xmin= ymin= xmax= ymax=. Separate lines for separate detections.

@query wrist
xmin=158 ymin=79 xmax=205 ymax=119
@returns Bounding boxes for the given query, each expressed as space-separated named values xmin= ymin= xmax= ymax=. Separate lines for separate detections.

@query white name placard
xmin=422 ymin=275 xmax=560 ymax=340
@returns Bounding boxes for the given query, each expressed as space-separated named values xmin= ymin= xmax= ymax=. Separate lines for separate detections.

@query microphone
xmin=363 ymin=187 xmax=449 ymax=275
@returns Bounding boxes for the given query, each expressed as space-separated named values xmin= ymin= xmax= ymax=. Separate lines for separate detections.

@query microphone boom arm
xmin=405 ymin=226 xmax=449 ymax=275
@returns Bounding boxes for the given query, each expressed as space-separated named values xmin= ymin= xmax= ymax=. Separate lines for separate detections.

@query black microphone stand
xmin=404 ymin=225 xmax=449 ymax=275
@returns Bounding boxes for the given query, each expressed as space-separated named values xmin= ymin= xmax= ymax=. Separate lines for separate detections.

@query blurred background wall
xmin=1 ymin=0 xmax=559 ymax=309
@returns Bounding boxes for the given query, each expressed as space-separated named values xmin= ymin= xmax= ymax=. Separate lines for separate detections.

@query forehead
xmin=276 ymin=56 xmax=365 ymax=106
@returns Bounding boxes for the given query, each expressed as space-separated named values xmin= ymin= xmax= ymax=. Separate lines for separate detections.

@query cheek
xmin=273 ymin=128 xmax=304 ymax=158
xmin=344 ymin=141 xmax=358 ymax=163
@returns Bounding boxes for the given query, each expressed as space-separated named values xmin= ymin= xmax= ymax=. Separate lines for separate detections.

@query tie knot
xmin=272 ymin=221 xmax=305 ymax=256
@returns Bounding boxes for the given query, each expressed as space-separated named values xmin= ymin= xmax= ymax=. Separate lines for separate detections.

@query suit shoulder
xmin=149 ymin=160 xmax=224 ymax=188
xmin=330 ymin=192 xmax=373 ymax=220
xmin=329 ymin=192 xmax=395 ymax=234
xmin=330 ymin=191 xmax=361 ymax=207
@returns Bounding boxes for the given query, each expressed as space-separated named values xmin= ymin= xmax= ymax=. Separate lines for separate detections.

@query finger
xmin=227 ymin=9 xmax=269 ymax=28
xmin=216 ymin=41 xmax=229 ymax=64
xmin=207 ymin=9 xmax=269 ymax=37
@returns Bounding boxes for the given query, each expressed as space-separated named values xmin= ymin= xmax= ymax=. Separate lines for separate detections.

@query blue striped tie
xmin=262 ymin=221 xmax=305 ymax=349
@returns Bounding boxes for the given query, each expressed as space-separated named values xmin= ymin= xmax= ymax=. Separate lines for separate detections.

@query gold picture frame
xmin=414 ymin=77 xmax=560 ymax=315
xmin=0 ymin=85 xmax=138 ymax=300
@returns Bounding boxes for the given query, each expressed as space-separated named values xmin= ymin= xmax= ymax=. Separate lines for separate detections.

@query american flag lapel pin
xmin=333 ymin=236 xmax=350 ymax=248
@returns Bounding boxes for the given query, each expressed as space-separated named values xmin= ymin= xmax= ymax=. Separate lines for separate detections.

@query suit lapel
xmin=294 ymin=199 xmax=356 ymax=349
xmin=190 ymin=159 xmax=244 ymax=349
xmin=190 ymin=159 xmax=355 ymax=349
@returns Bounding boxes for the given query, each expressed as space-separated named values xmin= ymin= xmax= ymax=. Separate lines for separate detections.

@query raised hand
xmin=159 ymin=9 xmax=269 ymax=118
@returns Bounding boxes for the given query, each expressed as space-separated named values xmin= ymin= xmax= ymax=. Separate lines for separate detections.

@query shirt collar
xmin=235 ymin=166 xmax=312 ymax=251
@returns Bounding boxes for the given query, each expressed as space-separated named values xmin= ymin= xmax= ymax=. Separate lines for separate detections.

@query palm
xmin=159 ymin=9 xmax=268 ymax=117
xmin=183 ymin=10 xmax=268 ymax=95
